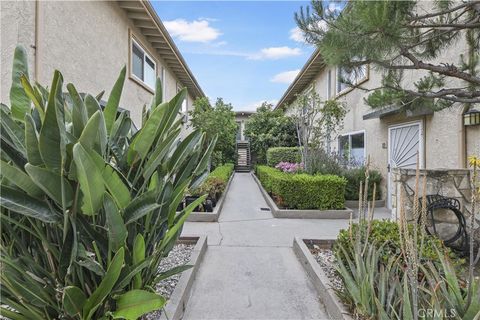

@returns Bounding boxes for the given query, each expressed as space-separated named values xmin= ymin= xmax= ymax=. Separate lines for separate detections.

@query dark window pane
xmin=132 ymin=42 xmax=144 ymax=80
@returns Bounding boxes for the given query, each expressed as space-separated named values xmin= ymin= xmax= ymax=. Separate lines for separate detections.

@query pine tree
xmin=295 ymin=0 xmax=480 ymax=110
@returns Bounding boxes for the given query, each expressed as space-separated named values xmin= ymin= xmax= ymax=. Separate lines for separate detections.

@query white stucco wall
xmin=0 ymin=0 xmax=195 ymax=127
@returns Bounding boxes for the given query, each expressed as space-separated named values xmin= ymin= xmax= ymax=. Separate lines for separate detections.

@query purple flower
xmin=275 ymin=162 xmax=304 ymax=173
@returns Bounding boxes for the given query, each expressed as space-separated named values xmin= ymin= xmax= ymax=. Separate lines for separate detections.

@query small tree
xmin=244 ymin=102 xmax=298 ymax=164
xmin=190 ymin=97 xmax=237 ymax=166
xmin=291 ymin=89 xmax=346 ymax=173
xmin=295 ymin=0 xmax=480 ymax=111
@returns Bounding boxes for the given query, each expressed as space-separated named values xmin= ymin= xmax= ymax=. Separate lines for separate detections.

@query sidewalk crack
xmin=218 ymin=222 xmax=224 ymax=245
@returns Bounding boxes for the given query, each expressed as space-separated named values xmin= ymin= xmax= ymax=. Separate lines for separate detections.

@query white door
xmin=387 ymin=121 xmax=424 ymax=209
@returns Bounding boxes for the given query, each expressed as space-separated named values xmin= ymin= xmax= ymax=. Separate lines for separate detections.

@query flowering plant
xmin=275 ymin=161 xmax=304 ymax=173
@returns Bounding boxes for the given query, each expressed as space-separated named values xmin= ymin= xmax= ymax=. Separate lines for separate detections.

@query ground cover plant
xmin=0 ymin=46 xmax=216 ymax=319
xmin=256 ymin=165 xmax=346 ymax=210
xmin=332 ymin=159 xmax=480 ymax=319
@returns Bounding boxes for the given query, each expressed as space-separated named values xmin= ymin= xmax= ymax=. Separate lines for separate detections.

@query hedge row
xmin=209 ymin=163 xmax=234 ymax=182
xmin=266 ymin=147 xmax=302 ymax=167
xmin=256 ymin=166 xmax=346 ymax=210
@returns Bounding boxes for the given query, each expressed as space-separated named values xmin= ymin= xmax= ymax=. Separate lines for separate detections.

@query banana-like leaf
xmin=0 ymin=160 xmax=43 ymax=197
xmin=152 ymin=264 xmax=192 ymax=285
xmin=0 ymin=186 xmax=59 ymax=223
xmin=104 ymin=194 xmax=127 ymax=252
xmin=79 ymin=111 xmax=107 ymax=156
xmin=124 ymin=201 xmax=161 ymax=225
xmin=150 ymin=77 xmax=163 ymax=110
xmin=160 ymin=195 xmax=206 ymax=252
xmin=84 ymin=94 xmax=101 ymax=119
xmin=83 ymin=248 xmax=124 ymax=320
xmin=58 ymin=219 xmax=77 ymax=279
xmin=72 ymin=143 xmax=105 ymax=215
xmin=0 ymin=307 xmax=30 ymax=320
xmin=20 ymin=76 xmax=45 ymax=120
xmin=25 ymin=164 xmax=73 ymax=206
xmin=128 ymin=102 xmax=168 ymax=162
xmin=103 ymin=165 xmax=131 ymax=209
xmin=104 ymin=66 xmax=126 ymax=135
xmin=155 ymin=89 xmax=187 ymax=140
xmin=10 ymin=46 xmax=31 ymax=121
xmin=67 ymin=83 xmax=88 ymax=138
xmin=114 ymin=257 xmax=152 ymax=291
xmin=194 ymin=134 xmax=218 ymax=176
xmin=112 ymin=290 xmax=165 ymax=320
xmin=63 ymin=286 xmax=87 ymax=318
xmin=0 ymin=107 xmax=26 ymax=156
xmin=132 ymin=234 xmax=145 ymax=289
xmin=38 ymin=70 xmax=63 ymax=172
xmin=167 ymin=130 xmax=202 ymax=171
xmin=142 ymin=127 xmax=180 ymax=181
xmin=24 ymin=114 xmax=43 ymax=165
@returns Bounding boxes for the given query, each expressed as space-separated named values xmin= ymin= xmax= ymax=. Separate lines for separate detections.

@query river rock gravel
xmin=309 ymin=245 xmax=344 ymax=292
xmin=144 ymin=243 xmax=194 ymax=319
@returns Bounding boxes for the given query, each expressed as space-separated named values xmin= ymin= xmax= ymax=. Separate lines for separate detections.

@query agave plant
xmin=0 ymin=46 xmax=216 ymax=319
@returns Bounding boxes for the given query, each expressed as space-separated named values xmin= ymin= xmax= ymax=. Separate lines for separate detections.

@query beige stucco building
xmin=1 ymin=0 xmax=204 ymax=127
xmin=276 ymin=46 xmax=480 ymax=209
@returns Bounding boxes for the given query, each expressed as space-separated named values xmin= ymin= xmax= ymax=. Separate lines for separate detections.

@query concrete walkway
xmin=182 ymin=172 xmax=391 ymax=320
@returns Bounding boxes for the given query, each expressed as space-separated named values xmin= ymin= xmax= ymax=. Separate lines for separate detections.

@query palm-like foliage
xmin=0 ymin=46 xmax=216 ymax=319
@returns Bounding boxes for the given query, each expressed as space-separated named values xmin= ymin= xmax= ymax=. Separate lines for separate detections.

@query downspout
xmin=34 ymin=0 xmax=39 ymax=82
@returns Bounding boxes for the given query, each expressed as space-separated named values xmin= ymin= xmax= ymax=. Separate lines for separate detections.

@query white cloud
xmin=237 ymin=99 xmax=278 ymax=111
xmin=163 ymin=19 xmax=221 ymax=43
xmin=289 ymin=27 xmax=305 ymax=43
xmin=249 ymin=46 xmax=302 ymax=60
xmin=270 ymin=69 xmax=300 ymax=84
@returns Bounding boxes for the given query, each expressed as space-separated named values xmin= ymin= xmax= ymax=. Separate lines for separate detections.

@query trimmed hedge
xmin=256 ymin=166 xmax=346 ymax=210
xmin=266 ymin=147 xmax=301 ymax=167
xmin=343 ymin=167 xmax=382 ymax=200
xmin=209 ymin=163 xmax=234 ymax=182
xmin=192 ymin=163 xmax=234 ymax=198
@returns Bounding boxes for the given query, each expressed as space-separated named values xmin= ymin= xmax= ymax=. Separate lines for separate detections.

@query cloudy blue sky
xmin=153 ymin=1 xmax=316 ymax=111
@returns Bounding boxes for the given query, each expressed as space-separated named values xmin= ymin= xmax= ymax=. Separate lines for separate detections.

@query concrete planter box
xmin=293 ymin=237 xmax=353 ymax=320
xmin=345 ymin=199 xmax=385 ymax=209
xmin=185 ymin=173 xmax=235 ymax=222
xmin=252 ymin=173 xmax=354 ymax=219
xmin=160 ymin=235 xmax=208 ymax=320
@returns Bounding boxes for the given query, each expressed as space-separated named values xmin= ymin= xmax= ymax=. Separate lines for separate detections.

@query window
xmin=338 ymin=131 xmax=365 ymax=165
xmin=177 ymin=82 xmax=188 ymax=114
xmin=131 ymin=39 xmax=156 ymax=90
xmin=336 ymin=64 xmax=367 ymax=95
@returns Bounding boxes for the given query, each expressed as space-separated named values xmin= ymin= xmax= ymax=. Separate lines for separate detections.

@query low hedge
xmin=192 ymin=163 xmax=234 ymax=199
xmin=209 ymin=163 xmax=234 ymax=182
xmin=256 ymin=166 xmax=346 ymax=210
xmin=266 ymin=147 xmax=301 ymax=167
xmin=343 ymin=167 xmax=382 ymax=201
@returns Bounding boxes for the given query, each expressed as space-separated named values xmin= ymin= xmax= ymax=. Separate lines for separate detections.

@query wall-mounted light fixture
xmin=464 ymin=108 xmax=480 ymax=126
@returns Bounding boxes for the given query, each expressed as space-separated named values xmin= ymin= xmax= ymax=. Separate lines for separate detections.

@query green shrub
xmin=192 ymin=163 xmax=234 ymax=199
xmin=335 ymin=220 xmax=462 ymax=267
xmin=266 ymin=147 xmax=302 ymax=167
xmin=0 ymin=46 xmax=215 ymax=319
xmin=256 ymin=166 xmax=346 ymax=210
xmin=342 ymin=167 xmax=382 ymax=200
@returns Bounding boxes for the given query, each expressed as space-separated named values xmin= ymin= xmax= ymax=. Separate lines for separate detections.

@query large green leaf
xmin=112 ymin=290 xmax=165 ymax=320
xmin=58 ymin=219 xmax=77 ymax=279
xmin=83 ymin=248 xmax=124 ymax=320
xmin=0 ymin=107 xmax=26 ymax=156
xmin=84 ymin=94 xmax=101 ymax=119
xmin=0 ymin=160 xmax=43 ymax=197
xmin=103 ymin=165 xmax=131 ymax=209
xmin=67 ymin=83 xmax=88 ymax=138
xmin=104 ymin=195 xmax=127 ymax=252
xmin=79 ymin=111 xmax=107 ymax=156
xmin=123 ymin=191 xmax=160 ymax=225
xmin=0 ymin=186 xmax=59 ymax=223
xmin=167 ymin=130 xmax=202 ymax=171
xmin=104 ymin=66 xmax=126 ymax=134
xmin=72 ymin=143 xmax=105 ymax=215
xmin=20 ymin=76 xmax=45 ymax=120
xmin=10 ymin=46 xmax=31 ymax=121
xmin=132 ymin=234 xmax=145 ymax=289
xmin=25 ymin=164 xmax=73 ymax=206
xmin=38 ymin=70 xmax=63 ymax=172
xmin=142 ymin=127 xmax=180 ymax=181
xmin=63 ymin=286 xmax=87 ymax=318
xmin=128 ymin=102 xmax=168 ymax=162
xmin=24 ymin=114 xmax=43 ymax=165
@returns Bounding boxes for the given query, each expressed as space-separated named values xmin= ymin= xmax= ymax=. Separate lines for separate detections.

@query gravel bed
xmin=144 ymin=243 xmax=194 ymax=319
xmin=309 ymin=245 xmax=344 ymax=292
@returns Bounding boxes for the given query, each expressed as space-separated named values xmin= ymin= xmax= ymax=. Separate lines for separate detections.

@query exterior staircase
xmin=235 ymin=140 xmax=251 ymax=172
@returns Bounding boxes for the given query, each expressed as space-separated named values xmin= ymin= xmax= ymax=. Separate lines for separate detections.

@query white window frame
xmin=130 ymin=38 xmax=157 ymax=90
xmin=338 ymin=129 xmax=366 ymax=166
xmin=177 ymin=82 xmax=188 ymax=114
xmin=336 ymin=64 xmax=368 ymax=96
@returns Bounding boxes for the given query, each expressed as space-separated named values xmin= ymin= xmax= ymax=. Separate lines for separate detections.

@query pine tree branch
xmin=407 ymin=2 xmax=477 ymax=22
xmin=400 ymin=49 xmax=480 ymax=85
